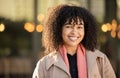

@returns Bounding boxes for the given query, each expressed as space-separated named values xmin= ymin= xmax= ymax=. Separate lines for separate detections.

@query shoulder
xmin=93 ymin=50 xmax=116 ymax=78
xmin=36 ymin=51 xmax=58 ymax=69
xmin=86 ymin=49 xmax=113 ymax=65
xmin=94 ymin=49 xmax=107 ymax=57
xmin=33 ymin=51 xmax=58 ymax=78
xmin=40 ymin=51 xmax=58 ymax=62
xmin=86 ymin=49 xmax=107 ymax=58
xmin=86 ymin=49 xmax=111 ymax=63
xmin=86 ymin=49 xmax=116 ymax=78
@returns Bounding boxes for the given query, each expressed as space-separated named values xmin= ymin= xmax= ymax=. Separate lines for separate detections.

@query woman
xmin=32 ymin=4 xmax=116 ymax=78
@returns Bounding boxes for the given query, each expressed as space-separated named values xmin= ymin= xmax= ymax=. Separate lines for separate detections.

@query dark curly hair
xmin=42 ymin=4 xmax=97 ymax=53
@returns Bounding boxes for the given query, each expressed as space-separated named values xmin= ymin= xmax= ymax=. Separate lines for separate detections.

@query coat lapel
xmin=46 ymin=52 xmax=71 ymax=76
xmin=54 ymin=52 xmax=70 ymax=76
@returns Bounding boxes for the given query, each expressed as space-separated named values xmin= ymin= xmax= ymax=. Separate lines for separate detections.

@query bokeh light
xmin=37 ymin=13 xmax=45 ymax=22
xmin=111 ymin=30 xmax=116 ymax=38
xmin=101 ymin=24 xmax=108 ymax=32
xmin=111 ymin=19 xmax=117 ymax=31
xmin=106 ymin=23 xmax=112 ymax=31
xmin=36 ymin=24 xmax=43 ymax=32
xmin=0 ymin=23 xmax=5 ymax=32
xmin=24 ymin=22 xmax=35 ymax=32
xmin=117 ymin=30 xmax=120 ymax=39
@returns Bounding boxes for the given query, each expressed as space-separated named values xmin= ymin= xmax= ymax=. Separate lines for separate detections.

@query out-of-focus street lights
xmin=101 ymin=19 xmax=120 ymax=39
xmin=24 ymin=22 xmax=43 ymax=33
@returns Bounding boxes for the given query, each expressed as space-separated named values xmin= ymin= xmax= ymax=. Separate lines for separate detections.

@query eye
xmin=80 ymin=22 xmax=84 ymax=25
xmin=77 ymin=25 xmax=83 ymax=29
xmin=64 ymin=24 xmax=72 ymax=28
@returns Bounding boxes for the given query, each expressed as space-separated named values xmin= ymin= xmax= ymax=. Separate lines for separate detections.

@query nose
xmin=71 ymin=27 xmax=78 ymax=35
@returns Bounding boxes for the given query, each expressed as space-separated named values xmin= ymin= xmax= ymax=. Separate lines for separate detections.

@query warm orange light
xmin=101 ymin=24 xmax=107 ymax=32
xmin=36 ymin=24 xmax=43 ymax=32
xmin=0 ymin=23 xmax=5 ymax=32
xmin=111 ymin=30 xmax=116 ymax=38
xmin=24 ymin=22 xmax=35 ymax=32
xmin=106 ymin=23 xmax=111 ymax=31
xmin=101 ymin=19 xmax=120 ymax=39
xmin=37 ymin=14 xmax=45 ymax=22
xmin=117 ymin=30 xmax=120 ymax=39
xmin=111 ymin=19 xmax=117 ymax=31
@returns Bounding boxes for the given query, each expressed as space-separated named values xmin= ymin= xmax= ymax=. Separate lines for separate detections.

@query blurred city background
xmin=0 ymin=0 xmax=120 ymax=78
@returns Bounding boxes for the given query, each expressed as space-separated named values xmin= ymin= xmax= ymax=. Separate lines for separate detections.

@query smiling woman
xmin=32 ymin=4 xmax=116 ymax=78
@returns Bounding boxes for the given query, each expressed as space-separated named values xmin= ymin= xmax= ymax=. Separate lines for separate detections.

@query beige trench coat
xmin=32 ymin=49 xmax=116 ymax=78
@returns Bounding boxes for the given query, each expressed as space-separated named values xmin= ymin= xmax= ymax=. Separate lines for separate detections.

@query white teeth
xmin=69 ymin=37 xmax=78 ymax=41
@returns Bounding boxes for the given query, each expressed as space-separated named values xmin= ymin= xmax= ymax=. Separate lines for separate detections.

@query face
xmin=62 ymin=19 xmax=84 ymax=48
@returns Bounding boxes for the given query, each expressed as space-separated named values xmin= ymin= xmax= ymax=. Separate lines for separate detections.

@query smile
xmin=68 ymin=36 xmax=79 ymax=41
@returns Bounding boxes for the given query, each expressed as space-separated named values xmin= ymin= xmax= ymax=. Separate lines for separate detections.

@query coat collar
xmin=45 ymin=51 xmax=71 ymax=76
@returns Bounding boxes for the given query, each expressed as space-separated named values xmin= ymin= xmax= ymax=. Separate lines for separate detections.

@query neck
xmin=64 ymin=45 xmax=78 ymax=55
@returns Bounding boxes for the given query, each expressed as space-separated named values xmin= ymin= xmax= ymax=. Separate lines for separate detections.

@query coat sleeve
xmin=103 ymin=55 xmax=116 ymax=78
xmin=32 ymin=60 xmax=44 ymax=78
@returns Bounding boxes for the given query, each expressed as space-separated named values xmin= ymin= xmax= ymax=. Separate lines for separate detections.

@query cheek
xmin=82 ymin=27 xmax=85 ymax=35
xmin=82 ymin=30 xmax=85 ymax=36
xmin=62 ymin=30 xmax=67 ymax=39
xmin=62 ymin=28 xmax=70 ymax=36
xmin=62 ymin=29 xmax=70 ymax=41
xmin=79 ymin=30 xmax=85 ymax=39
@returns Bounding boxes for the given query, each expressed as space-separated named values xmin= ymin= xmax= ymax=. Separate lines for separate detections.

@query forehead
xmin=65 ymin=18 xmax=84 ymax=24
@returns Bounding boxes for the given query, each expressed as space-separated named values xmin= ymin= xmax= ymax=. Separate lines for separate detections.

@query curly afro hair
xmin=42 ymin=4 xmax=98 ymax=53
